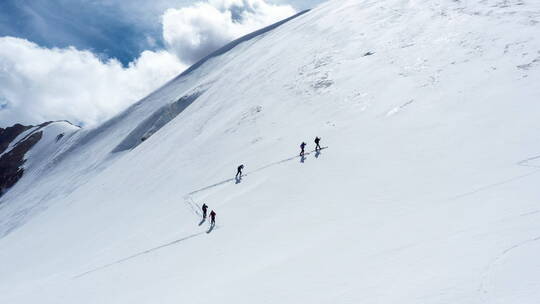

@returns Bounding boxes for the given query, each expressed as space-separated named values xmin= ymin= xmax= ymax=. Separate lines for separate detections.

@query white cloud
xmin=162 ymin=0 xmax=295 ymax=64
xmin=0 ymin=37 xmax=185 ymax=127
xmin=0 ymin=0 xmax=296 ymax=127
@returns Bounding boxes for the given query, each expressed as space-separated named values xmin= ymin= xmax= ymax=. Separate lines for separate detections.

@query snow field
xmin=1 ymin=0 xmax=540 ymax=303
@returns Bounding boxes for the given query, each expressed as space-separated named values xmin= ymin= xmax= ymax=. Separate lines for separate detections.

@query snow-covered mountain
xmin=0 ymin=121 xmax=80 ymax=197
xmin=1 ymin=0 xmax=540 ymax=303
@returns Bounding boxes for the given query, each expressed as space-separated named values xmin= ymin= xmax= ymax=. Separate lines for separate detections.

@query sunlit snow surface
xmin=1 ymin=0 xmax=540 ymax=303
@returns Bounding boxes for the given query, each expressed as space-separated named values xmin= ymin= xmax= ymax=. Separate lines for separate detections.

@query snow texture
xmin=1 ymin=0 xmax=540 ymax=303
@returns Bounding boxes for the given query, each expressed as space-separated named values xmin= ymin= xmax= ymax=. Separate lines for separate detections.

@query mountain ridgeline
xmin=1 ymin=1 xmax=540 ymax=303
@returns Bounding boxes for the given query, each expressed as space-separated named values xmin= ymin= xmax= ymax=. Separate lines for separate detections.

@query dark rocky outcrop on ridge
xmin=0 ymin=127 xmax=42 ymax=197
xmin=0 ymin=124 xmax=33 ymax=155
xmin=0 ymin=121 xmax=80 ymax=198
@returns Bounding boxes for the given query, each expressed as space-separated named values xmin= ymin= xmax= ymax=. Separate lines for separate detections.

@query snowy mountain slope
xmin=0 ymin=121 xmax=79 ymax=197
xmin=1 ymin=0 xmax=540 ymax=303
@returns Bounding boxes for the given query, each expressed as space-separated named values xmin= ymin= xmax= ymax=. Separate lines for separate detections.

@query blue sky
xmin=0 ymin=0 xmax=326 ymax=127
xmin=0 ymin=0 xmax=323 ymax=65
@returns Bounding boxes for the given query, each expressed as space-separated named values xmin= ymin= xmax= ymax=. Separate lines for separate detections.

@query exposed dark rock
xmin=0 ymin=121 xmax=79 ymax=198
xmin=0 ymin=124 xmax=32 ymax=155
xmin=0 ymin=131 xmax=43 ymax=197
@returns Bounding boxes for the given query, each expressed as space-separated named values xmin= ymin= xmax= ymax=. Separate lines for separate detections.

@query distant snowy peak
xmin=0 ymin=121 xmax=80 ymax=196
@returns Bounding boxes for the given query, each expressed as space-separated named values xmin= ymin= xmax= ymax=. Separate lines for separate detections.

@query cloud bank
xmin=163 ymin=0 xmax=296 ymax=64
xmin=0 ymin=0 xmax=295 ymax=127
xmin=0 ymin=37 xmax=185 ymax=126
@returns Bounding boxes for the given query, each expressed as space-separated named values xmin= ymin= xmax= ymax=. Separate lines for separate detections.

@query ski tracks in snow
xmin=72 ymin=224 xmax=221 ymax=279
xmin=447 ymin=153 xmax=540 ymax=201
xmin=447 ymin=169 xmax=540 ymax=201
xmin=464 ymin=153 xmax=540 ymax=302
xmin=181 ymin=149 xmax=329 ymax=236
xmin=73 ymin=190 xmax=217 ymax=279
xmin=185 ymin=148 xmax=326 ymax=197
xmin=184 ymin=195 xmax=203 ymax=217
xmin=73 ymin=230 xmax=209 ymax=279
xmin=74 ymin=150 xmax=329 ymax=279
xmin=517 ymin=154 xmax=540 ymax=168
xmin=477 ymin=235 xmax=540 ymax=302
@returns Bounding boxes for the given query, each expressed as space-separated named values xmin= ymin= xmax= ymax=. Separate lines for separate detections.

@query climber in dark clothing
xmin=202 ymin=203 xmax=208 ymax=219
xmin=236 ymin=164 xmax=244 ymax=178
xmin=314 ymin=137 xmax=321 ymax=151
xmin=300 ymin=142 xmax=307 ymax=156
xmin=210 ymin=210 xmax=216 ymax=226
